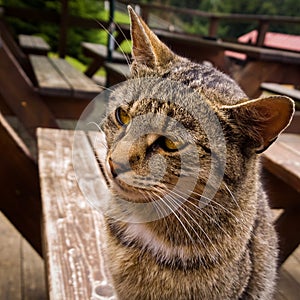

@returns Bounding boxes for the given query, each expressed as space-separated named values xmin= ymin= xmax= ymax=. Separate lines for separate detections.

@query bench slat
xmin=104 ymin=62 xmax=130 ymax=86
xmin=82 ymin=42 xmax=128 ymax=62
xmin=38 ymin=128 xmax=115 ymax=299
xmin=263 ymin=133 xmax=300 ymax=193
xmin=29 ymin=55 xmax=71 ymax=96
xmin=19 ymin=34 xmax=50 ymax=55
xmin=50 ymin=57 xmax=102 ymax=98
xmin=261 ymin=83 xmax=300 ymax=102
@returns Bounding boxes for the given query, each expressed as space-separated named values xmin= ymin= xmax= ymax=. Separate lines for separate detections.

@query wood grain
xmin=263 ymin=134 xmax=300 ymax=193
xmin=29 ymin=55 xmax=71 ymax=97
xmin=18 ymin=34 xmax=50 ymax=55
xmin=38 ymin=128 xmax=116 ymax=300
xmin=0 ymin=113 xmax=42 ymax=255
xmin=50 ymin=57 xmax=102 ymax=98
xmin=0 ymin=41 xmax=58 ymax=138
xmin=0 ymin=213 xmax=22 ymax=300
xmin=21 ymin=238 xmax=47 ymax=300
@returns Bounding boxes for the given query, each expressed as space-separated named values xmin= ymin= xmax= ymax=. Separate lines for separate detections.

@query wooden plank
xmin=0 ymin=213 xmax=22 ymax=300
xmin=29 ymin=55 xmax=71 ymax=97
xmin=0 ymin=43 xmax=58 ymax=138
xmin=82 ymin=42 xmax=127 ymax=62
xmin=21 ymin=238 xmax=47 ymax=300
xmin=262 ymin=134 xmax=300 ymax=192
xmin=261 ymin=83 xmax=300 ymax=101
xmin=37 ymin=128 xmax=116 ymax=299
xmin=50 ymin=57 xmax=102 ymax=98
xmin=82 ymin=42 xmax=128 ymax=77
xmin=0 ymin=113 xmax=42 ymax=256
xmin=275 ymin=208 xmax=300 ymax=265
xmin=19 ymin=34 xmax=50 ymax=55
xmin=275 ymin=269 xmax=300 ymax=300
xmin=105 ymin=62 xmax=130 ymax=86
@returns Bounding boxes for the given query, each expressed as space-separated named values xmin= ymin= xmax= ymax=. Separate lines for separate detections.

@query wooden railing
xmin=119 ymin=0 xmax=300 ymax=47
xmin=2 ymin=1 xmax=300 ymax=59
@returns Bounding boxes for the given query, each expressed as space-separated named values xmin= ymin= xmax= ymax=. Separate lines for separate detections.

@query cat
xmin=100 ymin=6 xmax=294 ymax=300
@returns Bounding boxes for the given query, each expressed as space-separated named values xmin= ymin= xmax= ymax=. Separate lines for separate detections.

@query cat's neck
xmin=106 ymin=182 xmax=257 ymax=266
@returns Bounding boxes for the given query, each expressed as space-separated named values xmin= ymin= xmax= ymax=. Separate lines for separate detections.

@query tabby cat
xmin=100 ymin=7 xmax=294 ymax=300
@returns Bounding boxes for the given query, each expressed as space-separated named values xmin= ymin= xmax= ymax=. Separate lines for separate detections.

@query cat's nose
xmin=108 ymin=157 xmax=128 ymax=178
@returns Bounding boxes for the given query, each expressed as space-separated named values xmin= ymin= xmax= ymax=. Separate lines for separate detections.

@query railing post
xmin=208 ymin=16 xmax=219 ymax=38
xmin=107 ymin=0 xmax=115 ymax=62
xmin=256 ymin=20 xmax=269 ymax=47
xmin=58 ymin=0 xmax=69 ymax=58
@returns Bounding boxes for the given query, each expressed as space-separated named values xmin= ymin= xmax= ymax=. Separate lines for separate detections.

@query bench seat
xmin=104 ymin=62 xmax=130 ymax=86
xmin=29 ymin=55 xmax=102 ymax=99
xmin=82 ymin=42 xmax=129 ymax=78
xmin=18 ymin=34 xmax=50 ymax=55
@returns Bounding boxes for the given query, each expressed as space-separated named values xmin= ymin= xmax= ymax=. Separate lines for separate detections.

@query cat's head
xmin=101 ymin=7 xmax=294 ymax=220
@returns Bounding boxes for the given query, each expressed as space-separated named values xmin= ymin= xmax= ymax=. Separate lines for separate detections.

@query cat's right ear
xmin=128 ymin=6 xmax=175 ymax=68
xmin=222 ymin=96 xmax=294 ymax=153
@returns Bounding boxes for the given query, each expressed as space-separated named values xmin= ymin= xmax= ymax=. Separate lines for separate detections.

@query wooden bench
xmin=29 ymin=55 xmax=102 ymax=118
xmin=262 ymin=133 xmax=300 ymax=265
xmin=18 ymin=34 xmax=50 ymax=56
xmin=37 ymin=127 xmax=300 ymax=300
xmin=38 ymin=128 xmax=116 ymax=299
xmin=104 ymin=62 xmax=130 ymax=86
xmin=82 ymin=42 xmax=129 ymax=78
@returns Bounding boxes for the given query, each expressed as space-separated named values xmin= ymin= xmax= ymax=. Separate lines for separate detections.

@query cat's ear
xmin=128 ymin=6 xmax=175 ymax=68
xmin=222 ymin=96 xmax=294 ymax=153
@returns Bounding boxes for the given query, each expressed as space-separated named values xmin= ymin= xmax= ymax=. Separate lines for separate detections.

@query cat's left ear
xmin=222 ymin=96 xmax=294 ymax=153
xmin=128 ymin=6 xmax=175 ymax=68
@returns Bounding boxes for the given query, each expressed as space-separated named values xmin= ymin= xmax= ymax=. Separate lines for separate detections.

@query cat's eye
xmin=160 ymin=137 xmax=184 ymax=152
xmin=115 ymin=107 xmax=131 ymax=126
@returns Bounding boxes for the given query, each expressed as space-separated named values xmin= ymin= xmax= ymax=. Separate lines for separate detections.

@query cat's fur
xmin=101 ymin=7 xmax=294 ymax=300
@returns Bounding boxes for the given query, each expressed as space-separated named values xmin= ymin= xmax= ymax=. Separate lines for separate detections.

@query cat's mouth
xmin=110 ymin=176 xmax=154 ymax=203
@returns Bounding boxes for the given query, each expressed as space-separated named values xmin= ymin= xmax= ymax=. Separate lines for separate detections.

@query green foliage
xmin=3 ymin=0 xmax=130 ymax=65
xmin=146 ymin=0 xmax=299 ymax=38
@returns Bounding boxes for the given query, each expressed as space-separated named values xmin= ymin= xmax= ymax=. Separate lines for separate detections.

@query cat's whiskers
xmin=185 ymin=189 xmax=242 ymax=222
xmin=152 ymin=188 xmax=195 ymax=244
xmin=158 ymin=188 xmax=221 ymax=258
xmin=223 ymin=182 xmax=242 ymax=212
xmin=166 ymin=189 xmax=232 ymax=240
xmin=94 ymin=20 xmax=131 ymax=75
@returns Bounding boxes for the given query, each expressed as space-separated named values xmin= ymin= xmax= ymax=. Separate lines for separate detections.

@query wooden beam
xmin=208 ymin=17 xmax=219 ymax=37
xmin=58 ymin=0 xmax=69 ymax=58
xmin=0 ymin=113 xmax=42 ymax=257
xmin=256 ymin=21 xmax=269 ymax=46
xmin=0 ymin=40 xmax=58 ymax=138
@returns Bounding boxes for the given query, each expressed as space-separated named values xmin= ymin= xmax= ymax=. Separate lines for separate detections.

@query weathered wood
xmin=263 ymin=134 xmax=300 ymax=193
xmin=275 ymin=208 xmax=300 ymax=266
xmin=29 ymin=55 xmax=71 ymax=97
xmin=18 ymin=34 xmax=50 ymax=55
xmin=0 ymin=213 xmax=22 ymax=300
xmin=50 ymin=57 xmax=102 ymax=98
xmin=105 ymin=62 xmax=130 ymax=86
xmin=82 ymin=42 xmax=129 ymax=77
xmin=30 ymin=55 xmax=102 ymax=99
xmin=0 ymin=41 xmax=58 ymax=138
xmin=262 ymin=133 xmax=300 ymax=265
xmin=41 ymin=95 xmax=95 ymax=119
xmin=261 ymin=83 xmax=300 ymax=102
xmin=262 ymin=169 xmax=300 ymax=209
xmin=21 ymin=238 xmax=47 ymax=300
xmin=235 ymin=61 xmax=300 ymax=98
xmin=38 ymin=128 xmax=116 ymax=299
xmin=0 ymin=113 xmax=42 ymax=256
